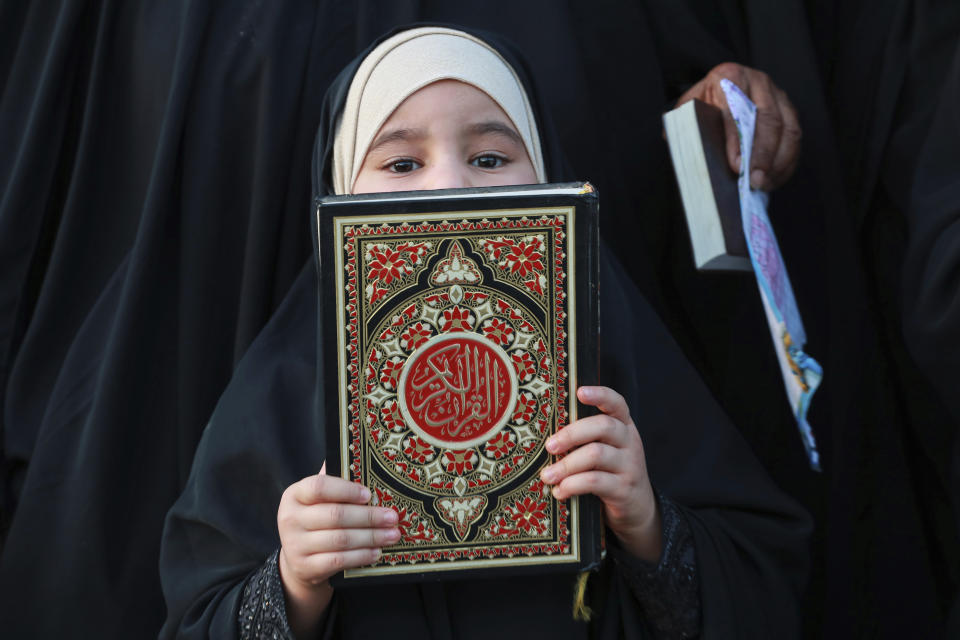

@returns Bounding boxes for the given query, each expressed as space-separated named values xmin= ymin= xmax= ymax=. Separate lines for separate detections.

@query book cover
xmin=663 ymin=99 xmax=750 ymax=271
xmin=316 ymin=182 xmax=602 ymax=585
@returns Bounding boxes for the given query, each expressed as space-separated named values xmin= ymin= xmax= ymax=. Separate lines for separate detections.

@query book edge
xmin=663 ymin=101 xmax=727 ymax=269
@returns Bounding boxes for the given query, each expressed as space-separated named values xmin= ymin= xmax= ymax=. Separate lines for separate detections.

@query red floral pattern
xmin=367 ymin=246 xmax=407 ymax=286
xmin=403 ymin=436 xmax=436 ymax=463
xmin=400 ymin=322 xmax=433 ymax=351
xmin=395 ymin=506 xmax=437 ymax=543
xmin=442 ymin=449 xmax=478 ymax=474
xmin=510 ymin=496 xmax=550 ymax=534
xmin=479 ymin=235 xmax=548 ymax=296
xmin=380 ymin=400 xmax=406 ymax=432
xmin=511 ymin=350 xmax=537 ymax=382
xmin=505 ymin=240 xmax=544 ymax=277
xmin=481 ymin=317 xmax=515 ymax=346
xmin=486 ymin=478 xmax=553 ymax=538
xmin=440 ymin=305 xmax=474 ymax=332
xmin=379 ymin=356 xmax=405 ymax=391
xmin=363 ymin=241 xmax=431 ymax=305
xmin=372 ymin=486 xmax=393 ymax=506
xmin=483 ymin=430 xmax=516 ymax=459
xmin=512 ymin=392 xmax=537 ymax=424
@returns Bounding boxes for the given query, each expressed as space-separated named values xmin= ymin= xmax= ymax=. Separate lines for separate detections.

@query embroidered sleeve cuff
xmin=609 ymin=493 xmax=701 ymax=639
xmin=238 ymin=550 xmax=295 ymax=639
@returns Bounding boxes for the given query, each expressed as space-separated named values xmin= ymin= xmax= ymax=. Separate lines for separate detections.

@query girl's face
xmin=352 ymin=80 xmax=538 ymax=194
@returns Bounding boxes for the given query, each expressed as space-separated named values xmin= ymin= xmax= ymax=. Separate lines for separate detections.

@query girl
xmin=160 ymin=26 xmax=809 ymax=640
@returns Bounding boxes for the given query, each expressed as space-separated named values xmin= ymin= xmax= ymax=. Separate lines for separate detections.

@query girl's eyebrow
xmin=467 ymin=120 xmax=523 ymax=144
xmin=368 ymin=127 xmax=427 ymax=152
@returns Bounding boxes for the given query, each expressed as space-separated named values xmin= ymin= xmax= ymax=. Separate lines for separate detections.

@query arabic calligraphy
xmin=398 ymin=333 xmax=518 ymax=449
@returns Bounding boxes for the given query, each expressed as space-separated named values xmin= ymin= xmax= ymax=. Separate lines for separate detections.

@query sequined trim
xmin=238 ymin=550 xmax=295 ymax=640
xmin=610 ymin=493 xmax=701 ymax=639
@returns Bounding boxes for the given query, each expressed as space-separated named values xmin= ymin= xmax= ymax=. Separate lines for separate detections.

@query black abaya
xmin=901 ymin=41 xmax=960 ymax=637
xmin=158 ymin=24 xmax=810 ymax=639
xmin=806 ymin=2 xmax=960 ymax=634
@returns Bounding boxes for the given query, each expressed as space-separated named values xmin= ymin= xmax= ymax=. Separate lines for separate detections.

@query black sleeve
xmin=238 ymin=550 xmax=296 ymax=640
xmin=607 ymin=494 xmax=701 ymax=639
xmin=238 ymin=550 xmax=336 ymax=640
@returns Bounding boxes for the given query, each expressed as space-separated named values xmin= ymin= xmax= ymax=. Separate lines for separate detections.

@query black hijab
xmin=159 ymin=24 xmax=809 ymax=639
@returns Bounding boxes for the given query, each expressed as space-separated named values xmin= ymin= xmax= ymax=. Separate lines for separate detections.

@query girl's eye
xmin=471 ymin=154 xmax=507 ymax=170
xmin=388 ymin=159 xmax=421 ymax=173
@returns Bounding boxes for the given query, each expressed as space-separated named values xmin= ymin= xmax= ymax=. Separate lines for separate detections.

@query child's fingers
xmin=540 ymin=442 xmax=623 ymax=485
xmin=546 ymin=413 xmax=629 ymax=455
xmin=291 ymin=473 xmax=371 ymax=506
xmin=303 ymin=527 xmax=401 ymax=553
xmin=549 ymin=470 xmax=620 ymax=501
xmin=576 ymin=386 xmax=631 ymax=425
xmin=298 ymin=548 xmax=383 ymax=579
xmin=297 ymin=503 xmax=398 ymax=531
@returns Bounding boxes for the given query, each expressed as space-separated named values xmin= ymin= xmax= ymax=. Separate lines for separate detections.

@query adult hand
xmin=277 ymin=463 xmax=399 ymax=638
xmin=676 ymin=62 xmax=802 ymax=192
xmin=539 ymin=386 xmax=662 ymax=563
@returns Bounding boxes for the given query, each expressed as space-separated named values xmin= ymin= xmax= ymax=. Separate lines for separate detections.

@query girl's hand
xmin=539 ymin=386 xmax=662 ymax=563
xmin=277 ymin=463 xmax=399 ymax=638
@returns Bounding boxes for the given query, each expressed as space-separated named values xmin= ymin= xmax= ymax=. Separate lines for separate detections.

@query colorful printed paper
xmin=721 ymin=78 xmax=823 ymax=470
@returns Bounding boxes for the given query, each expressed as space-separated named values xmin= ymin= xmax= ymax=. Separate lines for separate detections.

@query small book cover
xmin=316 ymin=182 xmax=601 ymax=585
xmin=663 ymin=98 xmax=750 ymax=271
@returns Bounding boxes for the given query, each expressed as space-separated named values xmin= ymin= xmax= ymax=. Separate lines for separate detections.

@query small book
xmin=316 ymin=182 xmax=602 ymax=585
xmin=663 ymin=99 xmax=750 ymax=271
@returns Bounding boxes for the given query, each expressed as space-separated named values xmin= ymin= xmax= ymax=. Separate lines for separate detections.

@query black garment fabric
xmin=805 ymin=2 xmax=960 ymax=635
xmin=159 ymin=24 xmax=810 ymax=639
xmin=901 ymin=41 xmax=960 ymax=638
xmin=902 ymin=26 xmax=960 ymax=432
xmin=1 ymin=1 xmax=954 ymax=637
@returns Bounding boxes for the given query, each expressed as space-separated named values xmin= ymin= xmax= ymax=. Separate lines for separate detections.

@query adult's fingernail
xmin=545 ymin=437 xmax=559 ymax=453
xmin=750 ymin=169 xmax=765 ymax=189
xmin=382 ymin=510 xmax=398 ymax=525
xmin=360 ymin=487 xmax=371 ymax=502
xmin=541 ymin=466 xmax=557 ymax=483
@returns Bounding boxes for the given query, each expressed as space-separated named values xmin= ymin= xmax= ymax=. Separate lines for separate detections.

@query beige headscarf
xmin=332 ymin=26 xmax=546 ymax=195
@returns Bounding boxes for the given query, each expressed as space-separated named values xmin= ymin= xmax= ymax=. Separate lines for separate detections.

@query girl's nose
xmin=423 ymin=163 xmax=470 ymax=190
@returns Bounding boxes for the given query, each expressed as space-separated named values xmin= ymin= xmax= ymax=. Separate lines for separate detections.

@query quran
xmin=316 ymin=182 xmax=602 ymax=584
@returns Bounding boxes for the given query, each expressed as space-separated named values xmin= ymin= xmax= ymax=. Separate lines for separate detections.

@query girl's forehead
xmin=375 ymin=80 xmax=519 ymax=133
